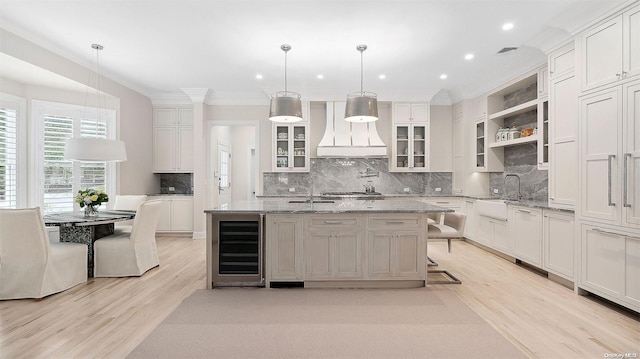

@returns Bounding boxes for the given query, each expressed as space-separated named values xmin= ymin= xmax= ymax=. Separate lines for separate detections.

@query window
xmin=34 ymin=101 xmax=116 ymax=213
xmin=0 ymin=93 xmax=26 ymax=209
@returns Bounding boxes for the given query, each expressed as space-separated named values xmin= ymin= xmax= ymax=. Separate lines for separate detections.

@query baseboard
xmin=192 ymin=231 xmax=206 ymax=239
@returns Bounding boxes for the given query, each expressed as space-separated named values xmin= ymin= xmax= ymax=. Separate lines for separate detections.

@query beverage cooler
xmin=210 ymin=213 xmax=264 ymax=287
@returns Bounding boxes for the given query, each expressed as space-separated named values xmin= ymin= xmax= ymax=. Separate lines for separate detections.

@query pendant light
xmin=64 ymin=44 xmax=127 ymax=162
xmin=268 ymin=44 xmax=303 ymax=123
xmin=345 ymin=44 xmax=378 ymax=122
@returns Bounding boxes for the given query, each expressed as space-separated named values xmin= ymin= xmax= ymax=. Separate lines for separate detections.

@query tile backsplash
xmin=263 ymin=158 xmax=452 ymax=196
xmin=159 ymin=173 xmax=193 ymax=194
xmin=490 ymin=144 xmax=548 ymax=201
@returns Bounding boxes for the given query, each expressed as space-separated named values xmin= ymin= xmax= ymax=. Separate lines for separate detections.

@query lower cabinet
xmin=477 ymin=215 xmax=511 ymax=254
xmin=462 ymin=199 xmax=477 ymax=240
xmin=266 ymin=214 xmax=304 ymax=281
xmin=367 ymin=214 xmax=425 ymax=279
xmin=304 ymin=214 xmax=363 ymax=279
xmin=580 ymin=223 xmax=640 ymax=311
xmin=149 ymin=196 xmax=193 ymax=232
xmin=542 ymin=210 xmax=575 ymax=281
xmin=510 ymin=206 xmax=543 ymax=267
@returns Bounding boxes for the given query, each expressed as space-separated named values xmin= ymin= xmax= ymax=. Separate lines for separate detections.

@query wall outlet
xmin=169 ymin=187 xmax=175 ymax=192
xmin=403 ymin=188 xmax=410 ymax=192
xmin=493 ymin=188 xmax=499 ymax=194
xmin=435 ymin=187 xmax=441 ymax=192
xmin=289 ymin=187 xmax=295 ymax=192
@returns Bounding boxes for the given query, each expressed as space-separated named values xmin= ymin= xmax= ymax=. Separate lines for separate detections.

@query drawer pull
xmin=435 ymin=201 xmax=450 ymax=204
xmin=385 ymin=221 xmax=405 ymax=224
xmin=324 ymin=220 xmax=343 ymax=224
xmin=516 ymin=209 xmax=532 ymax=214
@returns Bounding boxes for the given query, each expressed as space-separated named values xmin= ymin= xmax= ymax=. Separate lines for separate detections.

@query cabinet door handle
xmin=616 ymin=73 xmax=621 ymax=79
xmin=435 ymin=201 xmax=450 ymax=204
xmin=624 ymin=153 xmax=631 ymax=208
xmin=516 ymin=209 xmax=531 ymax=213
xmin=324 ymin=220 xmax=343 ymax=224
xmin=386 ymin=221 xmax=405 ymax=224
xmin=593 ymin=228 xmax=640 ymax=240
xmin=550 ymin=197 xmax=555 ymax=200
xmin=608 ymin=154 xmax=616 ymax=206
xmin=622 ymin=71 xmax=628 ymax=78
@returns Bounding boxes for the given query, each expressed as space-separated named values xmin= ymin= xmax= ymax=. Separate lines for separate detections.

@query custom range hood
xmin=317 ymin=102 xmax=387 ymax=157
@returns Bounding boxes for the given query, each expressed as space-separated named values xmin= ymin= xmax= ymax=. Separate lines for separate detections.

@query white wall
xmin=0 ymin=28 xmax=155 ymax=197
xmin=230 ymin=126 xmax=256 ymax=201
xmin=429 ymin=105 xmax=453 ymax=172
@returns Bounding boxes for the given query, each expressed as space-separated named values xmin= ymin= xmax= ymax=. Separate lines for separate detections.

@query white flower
xmin=84 ymin=197 xmax=92 ymax=204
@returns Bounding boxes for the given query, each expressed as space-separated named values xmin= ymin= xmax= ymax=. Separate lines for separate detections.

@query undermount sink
xmin=476 ymin=200 xmax=508 ymax=221
xmin=288 ymin=200 xmax=335 ymax=204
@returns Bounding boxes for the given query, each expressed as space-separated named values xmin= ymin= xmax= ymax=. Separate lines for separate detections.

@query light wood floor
xmin=1 ymin=236 xmax=638 ymax=358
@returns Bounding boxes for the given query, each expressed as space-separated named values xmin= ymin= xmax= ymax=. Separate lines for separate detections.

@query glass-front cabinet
xmin=273 ymin=123 xmax=309 ymax=172
xmin=391 ymin=124 xmax=427 ymax=172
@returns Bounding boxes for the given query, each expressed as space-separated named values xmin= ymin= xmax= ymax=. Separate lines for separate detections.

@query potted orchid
xmin=75 ymin=189 xmax=109 ymax=216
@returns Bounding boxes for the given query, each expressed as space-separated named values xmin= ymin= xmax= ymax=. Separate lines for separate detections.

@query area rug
xmin=128 ymin=288 xmax=525 ymax=359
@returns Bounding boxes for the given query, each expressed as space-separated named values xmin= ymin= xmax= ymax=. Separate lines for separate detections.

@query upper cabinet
xmin=549 ymin=42 xmax=576 ymax=79
xmin=538 ymin=65 xmax=549 ymax=98
xmin=579 ymin=4 xmax=640 ymax=92
xmin=153 ymin=107 xmax=193 ymax=173
xmin=391 ymin=102 xmax=430 ymax=172
xmin=273 ymin=123 xmax=309 ymax=172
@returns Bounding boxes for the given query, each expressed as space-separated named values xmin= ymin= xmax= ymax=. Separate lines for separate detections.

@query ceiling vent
xmin=497 ymin=47 xmax=518 ymax=54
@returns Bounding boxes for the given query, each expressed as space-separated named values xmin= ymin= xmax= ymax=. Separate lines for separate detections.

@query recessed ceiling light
xmin=502 ymin=22 xmax=514 ymax=31
xmin=378 ymin=74 xmax=386 ymax=79
xmin=440 ymin=74 xmax=448 ymax=79
xmin=255 ymin=74 xmax=263 ymax=80
xmin=316 ymin=74 xmax=324 ymax=79
xmin=464 ymin=53 xmax=474 ymax=60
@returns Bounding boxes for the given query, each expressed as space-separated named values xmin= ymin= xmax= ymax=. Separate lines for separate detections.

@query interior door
xmin=217 ymin=143 xmax=231 ymax=206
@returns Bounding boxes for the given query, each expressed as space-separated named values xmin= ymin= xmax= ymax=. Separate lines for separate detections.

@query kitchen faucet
xmin=504 ymin=174 xmax=523 ymax=200
xmin=363 ymin=181 xmax=375 ymax=193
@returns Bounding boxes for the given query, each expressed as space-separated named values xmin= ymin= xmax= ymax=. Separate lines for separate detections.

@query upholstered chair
xmin=426 ymin=212 xmax=467 ymax=284
xmin=112 ymin=195 xmax=148 ymax=233
xmin=0 ymin=207 xmax=88 ymax=300
xmin=93 ymin=200 xmax=162 ymax=277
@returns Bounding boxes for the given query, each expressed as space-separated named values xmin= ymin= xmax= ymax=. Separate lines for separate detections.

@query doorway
xmin=208 ymin=122 xmax=259 ymax=209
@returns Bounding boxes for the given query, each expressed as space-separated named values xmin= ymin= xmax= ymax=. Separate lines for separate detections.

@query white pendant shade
xmin=64 ymin=137 xmax=127 ymax=162
xmin=269 ymin=92 xmax=303 ymax=123
xmin=344 ymin=92 xmax=379 ymax=122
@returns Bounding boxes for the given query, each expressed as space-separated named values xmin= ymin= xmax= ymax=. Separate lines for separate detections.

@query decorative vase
xmin=84 ymin=205 xmax=99 ymax=217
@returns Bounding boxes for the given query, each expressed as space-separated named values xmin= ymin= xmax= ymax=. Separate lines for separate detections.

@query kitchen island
xmin=205 ymin=199 xmax=453 ymax=289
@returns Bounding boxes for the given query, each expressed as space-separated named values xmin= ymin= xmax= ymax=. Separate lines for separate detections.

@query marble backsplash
xmin=159 ymin=173 xmax=193 ymax=194
xmin=489 ymin=143 xmax=548 ymax=201
xmin=263 ymin=158 xmax=452 ymax=196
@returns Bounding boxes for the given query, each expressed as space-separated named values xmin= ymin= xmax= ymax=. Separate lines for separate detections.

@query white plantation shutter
xmin=43 ymin=115 xmax=74 ymax=213
xmin=0 ymin=107 xmax=17 ymax=209
xmin=37 ymin=101 xmax=116 ymax=214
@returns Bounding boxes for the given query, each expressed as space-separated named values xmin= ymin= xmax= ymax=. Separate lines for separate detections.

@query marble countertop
xmin=205 ymin=199 xmax=454 ymax=214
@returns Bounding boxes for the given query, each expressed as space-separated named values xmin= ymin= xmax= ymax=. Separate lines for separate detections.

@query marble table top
xmin=43 ymin=210 xmax=136 ymax=227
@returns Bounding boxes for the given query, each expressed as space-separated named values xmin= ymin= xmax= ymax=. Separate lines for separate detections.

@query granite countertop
xmin=147 ymin=193 xmax=194 ymax=196
xmin=205 ymin=199 xmax=454 ymax=214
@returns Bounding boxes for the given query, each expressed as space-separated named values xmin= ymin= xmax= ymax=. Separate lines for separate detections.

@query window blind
xmin=43 ymin=115 xmax=74 ymax=213
xmin=0 ymin=107 xmax=17 ymax=209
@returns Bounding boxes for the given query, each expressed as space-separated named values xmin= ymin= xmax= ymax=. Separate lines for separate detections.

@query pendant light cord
xmin=284 ymin=49 xmax=288 ymax=93
xmin=360 ymin=49 xmax=364 ymax=94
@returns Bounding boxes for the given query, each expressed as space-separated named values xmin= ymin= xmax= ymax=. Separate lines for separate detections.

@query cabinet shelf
xmin=489 ymin=99 xmax=538 ymax=121
xmin=489 ymin=134 xmax=539 ymax=148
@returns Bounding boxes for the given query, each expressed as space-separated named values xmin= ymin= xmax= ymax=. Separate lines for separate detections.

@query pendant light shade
xmin=269 ymin=44 xmax=303 ymax=123
xmin=345 ymin=44 xmax=379 ymax=122
xmin=64 ymin=44 xmax=128 ymax=162
xmin=65 ymin=138 xmax=127 ymax=162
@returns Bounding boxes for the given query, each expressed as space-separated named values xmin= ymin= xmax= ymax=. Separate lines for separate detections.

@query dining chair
xmin=112 ymin=194 xmax=147 ymax=234
xmin=93 ymin=200 xmax=162 ymax=277
xmin=0 ymin=207 xmax=88 ymax=300
xmin=426 ymin=212 xmax=466 ymax=284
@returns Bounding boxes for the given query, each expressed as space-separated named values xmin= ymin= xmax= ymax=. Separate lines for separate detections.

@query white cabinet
xmin=393 ymin=102 xmax=428 ymax=123
xmin=510 ymin=206 xmax=542 ymax=267
xmin=266 ymin=214 xmax=304 ymax=282
xmin=477 ymin=215 xmax=510 ymax=253
xmin=579 ymin=79 xmax=640 ymax=230
xmin=391 ymin=102 xmax=429 ymax=172
xmin=452 ymin=106 xmax=465 ymax=194
xmin=538 ymin=65 xmax=549 ymax=98
xmin=549 ymin=72 xmax=578 ymax=209
xmin=148 ymin=196 xmax=193 ymax=232
xmin=462 ymin=199 xmax=477 ymax=240
xmin=423 ymin=197 xmax=462 ymax=212
xmin=580 ymin=4 xmax=640 ymax=92
xmin=580 ymin=224 xmax=640 ymax=312
xmin=549 ymin=42 xmax=576 ymax=79
xmin=537 ymin=98 xmax=549 ymax=169
xmin=273 ymin=123 xmax=309 ymax=172
xmin=153 ymin=108 xmax=193 ymax=173
xmin=542 ymin=210 xmax=574 ymax=281
xmin=304 ymin=215 xmax=362 ymax=279
xmin=367 ymin=215 xmax=425 ymax=279
xmin=475 ymin=96 xmax=487 ymax=120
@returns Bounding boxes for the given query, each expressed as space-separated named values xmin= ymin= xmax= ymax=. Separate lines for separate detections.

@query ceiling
xmin=0 ymin=0 xmax=630 ymax=104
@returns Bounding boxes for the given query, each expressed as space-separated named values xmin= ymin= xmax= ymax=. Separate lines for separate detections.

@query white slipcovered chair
xmin=0 ymin=207 xmax=88 ymax=300
xmin=93 ymin=200 xmax=162 ymax=277
xmin=112 ymin=194 xmax=147 ymax=234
